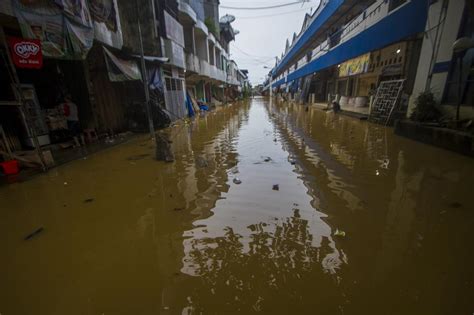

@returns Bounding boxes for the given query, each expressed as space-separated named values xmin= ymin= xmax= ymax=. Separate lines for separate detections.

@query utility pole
xmin=136 ymin=0 xmax=155 ymax=141
xmin=269 ymin=75 xmax=273 ymax=99
xmin=263 ymin=64 xmax=274 ymax=100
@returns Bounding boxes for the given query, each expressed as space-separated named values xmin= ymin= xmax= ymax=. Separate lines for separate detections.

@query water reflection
xmin=1 ymin=98 xmax=474 ymax=315
xmin=180 ymin=209 xmax=345 ymax=313
xmin=171 ymin=99 xmax=347 ymax=313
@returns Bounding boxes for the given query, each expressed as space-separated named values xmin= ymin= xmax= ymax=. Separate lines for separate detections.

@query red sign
xmin=8 ymin=37 xmax=43 ymax=69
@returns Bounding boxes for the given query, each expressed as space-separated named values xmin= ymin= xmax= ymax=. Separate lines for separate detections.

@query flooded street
xmin=1 ymin=97 xmax=474 ymax=314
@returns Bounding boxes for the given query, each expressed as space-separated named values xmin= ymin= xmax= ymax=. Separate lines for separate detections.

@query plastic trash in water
xmin=24 ymin=227 xmax=44 ymax=240
xmin=272 ymin=184 xmax=279 ymax=191
xmin=334 ymin=229 xmax=346 ymax=237
xmin=233 ymin=178 xmax=242 ymax=185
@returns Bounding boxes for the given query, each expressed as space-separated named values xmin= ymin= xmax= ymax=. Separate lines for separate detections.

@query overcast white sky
xmin=219 ymin=0 xmax=320 ymax=85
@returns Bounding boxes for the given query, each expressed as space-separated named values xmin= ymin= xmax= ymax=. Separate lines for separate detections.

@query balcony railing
xmin=200 ymin=59 xmax=211 ymax=77
xmin=283 ymin=0 xmax=407 ymax=78
xmin=185 ymin=53 xmax=200 ymax=73
xmin=216 ymin=69 xmax=226 ymax=82
xmin=227 ymin=75 xmax=240 ymax=86
xmin=276 ymin=0 xmax=330 ymax=68
xmin=164 ymin=39 xmax=185 ymax=69
xmin=209 ymin=65 xmax=217 ymax=80
xmin=177 ymin=0 xmax=197 ymax=23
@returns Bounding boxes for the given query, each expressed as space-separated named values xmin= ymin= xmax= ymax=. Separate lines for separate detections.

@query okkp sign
xmin=8 ymin=37 xmax=43 ymax=69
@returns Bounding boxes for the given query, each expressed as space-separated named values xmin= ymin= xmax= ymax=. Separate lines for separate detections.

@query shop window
xmin=328 ymin=28 xmax=342 ymax=48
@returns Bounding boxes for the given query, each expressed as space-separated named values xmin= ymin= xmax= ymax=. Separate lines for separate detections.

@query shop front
xmin=329 ymin=41 xmax=414 ymax=116
xmin=0 ymin=0 xmax=144 ymax=179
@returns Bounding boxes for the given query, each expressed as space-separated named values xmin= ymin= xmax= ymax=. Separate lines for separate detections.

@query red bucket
xmin=0 ymin=160 xmax=19 ymax=175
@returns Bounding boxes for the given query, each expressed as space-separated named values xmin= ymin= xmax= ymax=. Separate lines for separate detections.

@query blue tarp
xmin=186 ymin=92 xmax=195 ymax=117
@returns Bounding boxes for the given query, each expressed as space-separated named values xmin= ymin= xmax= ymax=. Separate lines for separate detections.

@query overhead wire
xmin=196 ymin=0 xmax=315 ymax=10
xmin=231 ymin=45 xmax=274 ymax=59
xmin=233 ymin=6 xmax=315 ymax=19
xmin=220 ymin=1 xmax=313 ymax=10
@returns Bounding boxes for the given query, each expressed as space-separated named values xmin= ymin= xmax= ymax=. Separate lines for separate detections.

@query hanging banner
xmin=91 ymin=0 xmax=123 ymax=49
xmin=54 ymin=0 xmax=92 ymax=26
xmin=12 ymin=0 xmax=93 ymax=59
xmin=89 ymin=0 xmax=117 ymax=31
xmin=8 ymin=37 xmax=43 ymax=69
xmin=339 ymin=53 xmax=370 ymax=77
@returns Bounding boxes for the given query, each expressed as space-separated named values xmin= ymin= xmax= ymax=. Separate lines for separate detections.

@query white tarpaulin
xmin=103 ymin=47 xmax=141 ymax=82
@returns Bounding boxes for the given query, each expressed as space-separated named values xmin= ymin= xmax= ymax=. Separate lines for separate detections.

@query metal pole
xmin=456 ymin=55 xmax=463 ymax=123
xmin=269 ymin=76 xmax=273 ymax=99
xmin=0 ymin=26 xmax=46 ymax=170
xmin=136 ymin=0 xmax=155 ymax=141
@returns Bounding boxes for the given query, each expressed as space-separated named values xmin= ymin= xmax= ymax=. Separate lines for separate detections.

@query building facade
xmin=0 ymin=0 xmax=247 ymax=169
xmin=267 ymin=0 xmax=473 ymax=121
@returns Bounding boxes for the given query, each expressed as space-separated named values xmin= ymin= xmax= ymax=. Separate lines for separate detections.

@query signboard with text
xmin=339 ymin=53 xmax=370 ymax=77
xmin=8 ymin=37 xmax=43 ymax=69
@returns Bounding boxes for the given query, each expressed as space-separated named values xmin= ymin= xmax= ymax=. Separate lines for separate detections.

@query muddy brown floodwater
xmin=1 ymin=97 xmax=474 ymax=315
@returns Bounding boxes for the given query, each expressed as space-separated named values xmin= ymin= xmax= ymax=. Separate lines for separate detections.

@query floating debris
xmin=233 ymin=178 xmax=242 ymax=185
xmin=272 ymin=184 xmax=279 ymax=191
xmin=334 ymin=229 xmax=346 ymax=238
xmin=83 ymin=198 xmax=94 ymax=203
xmin=289 ymin=158 xmax=296 ymax=165
xmin=195 ymin=156 xmax=209 ymax=168
xmin=63 ymin=182 xmax=68 ymax=186
xmin=263 ymin=156 xmax=272 ymax=162
xmin=24 ymin=227 xmax=44 ymax=241
xmin=155 ymin=133 xmax=174 ymax=162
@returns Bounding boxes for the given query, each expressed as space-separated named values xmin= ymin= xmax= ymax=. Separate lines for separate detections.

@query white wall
xmin=408 ymin=0 xmax=465 ymax=116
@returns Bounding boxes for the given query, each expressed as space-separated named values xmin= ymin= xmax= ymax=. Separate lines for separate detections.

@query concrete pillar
xmin=407 ymin=0 xmax=464 ymax=116
xmin=191 ymin=27 xmax=196 ymax=55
